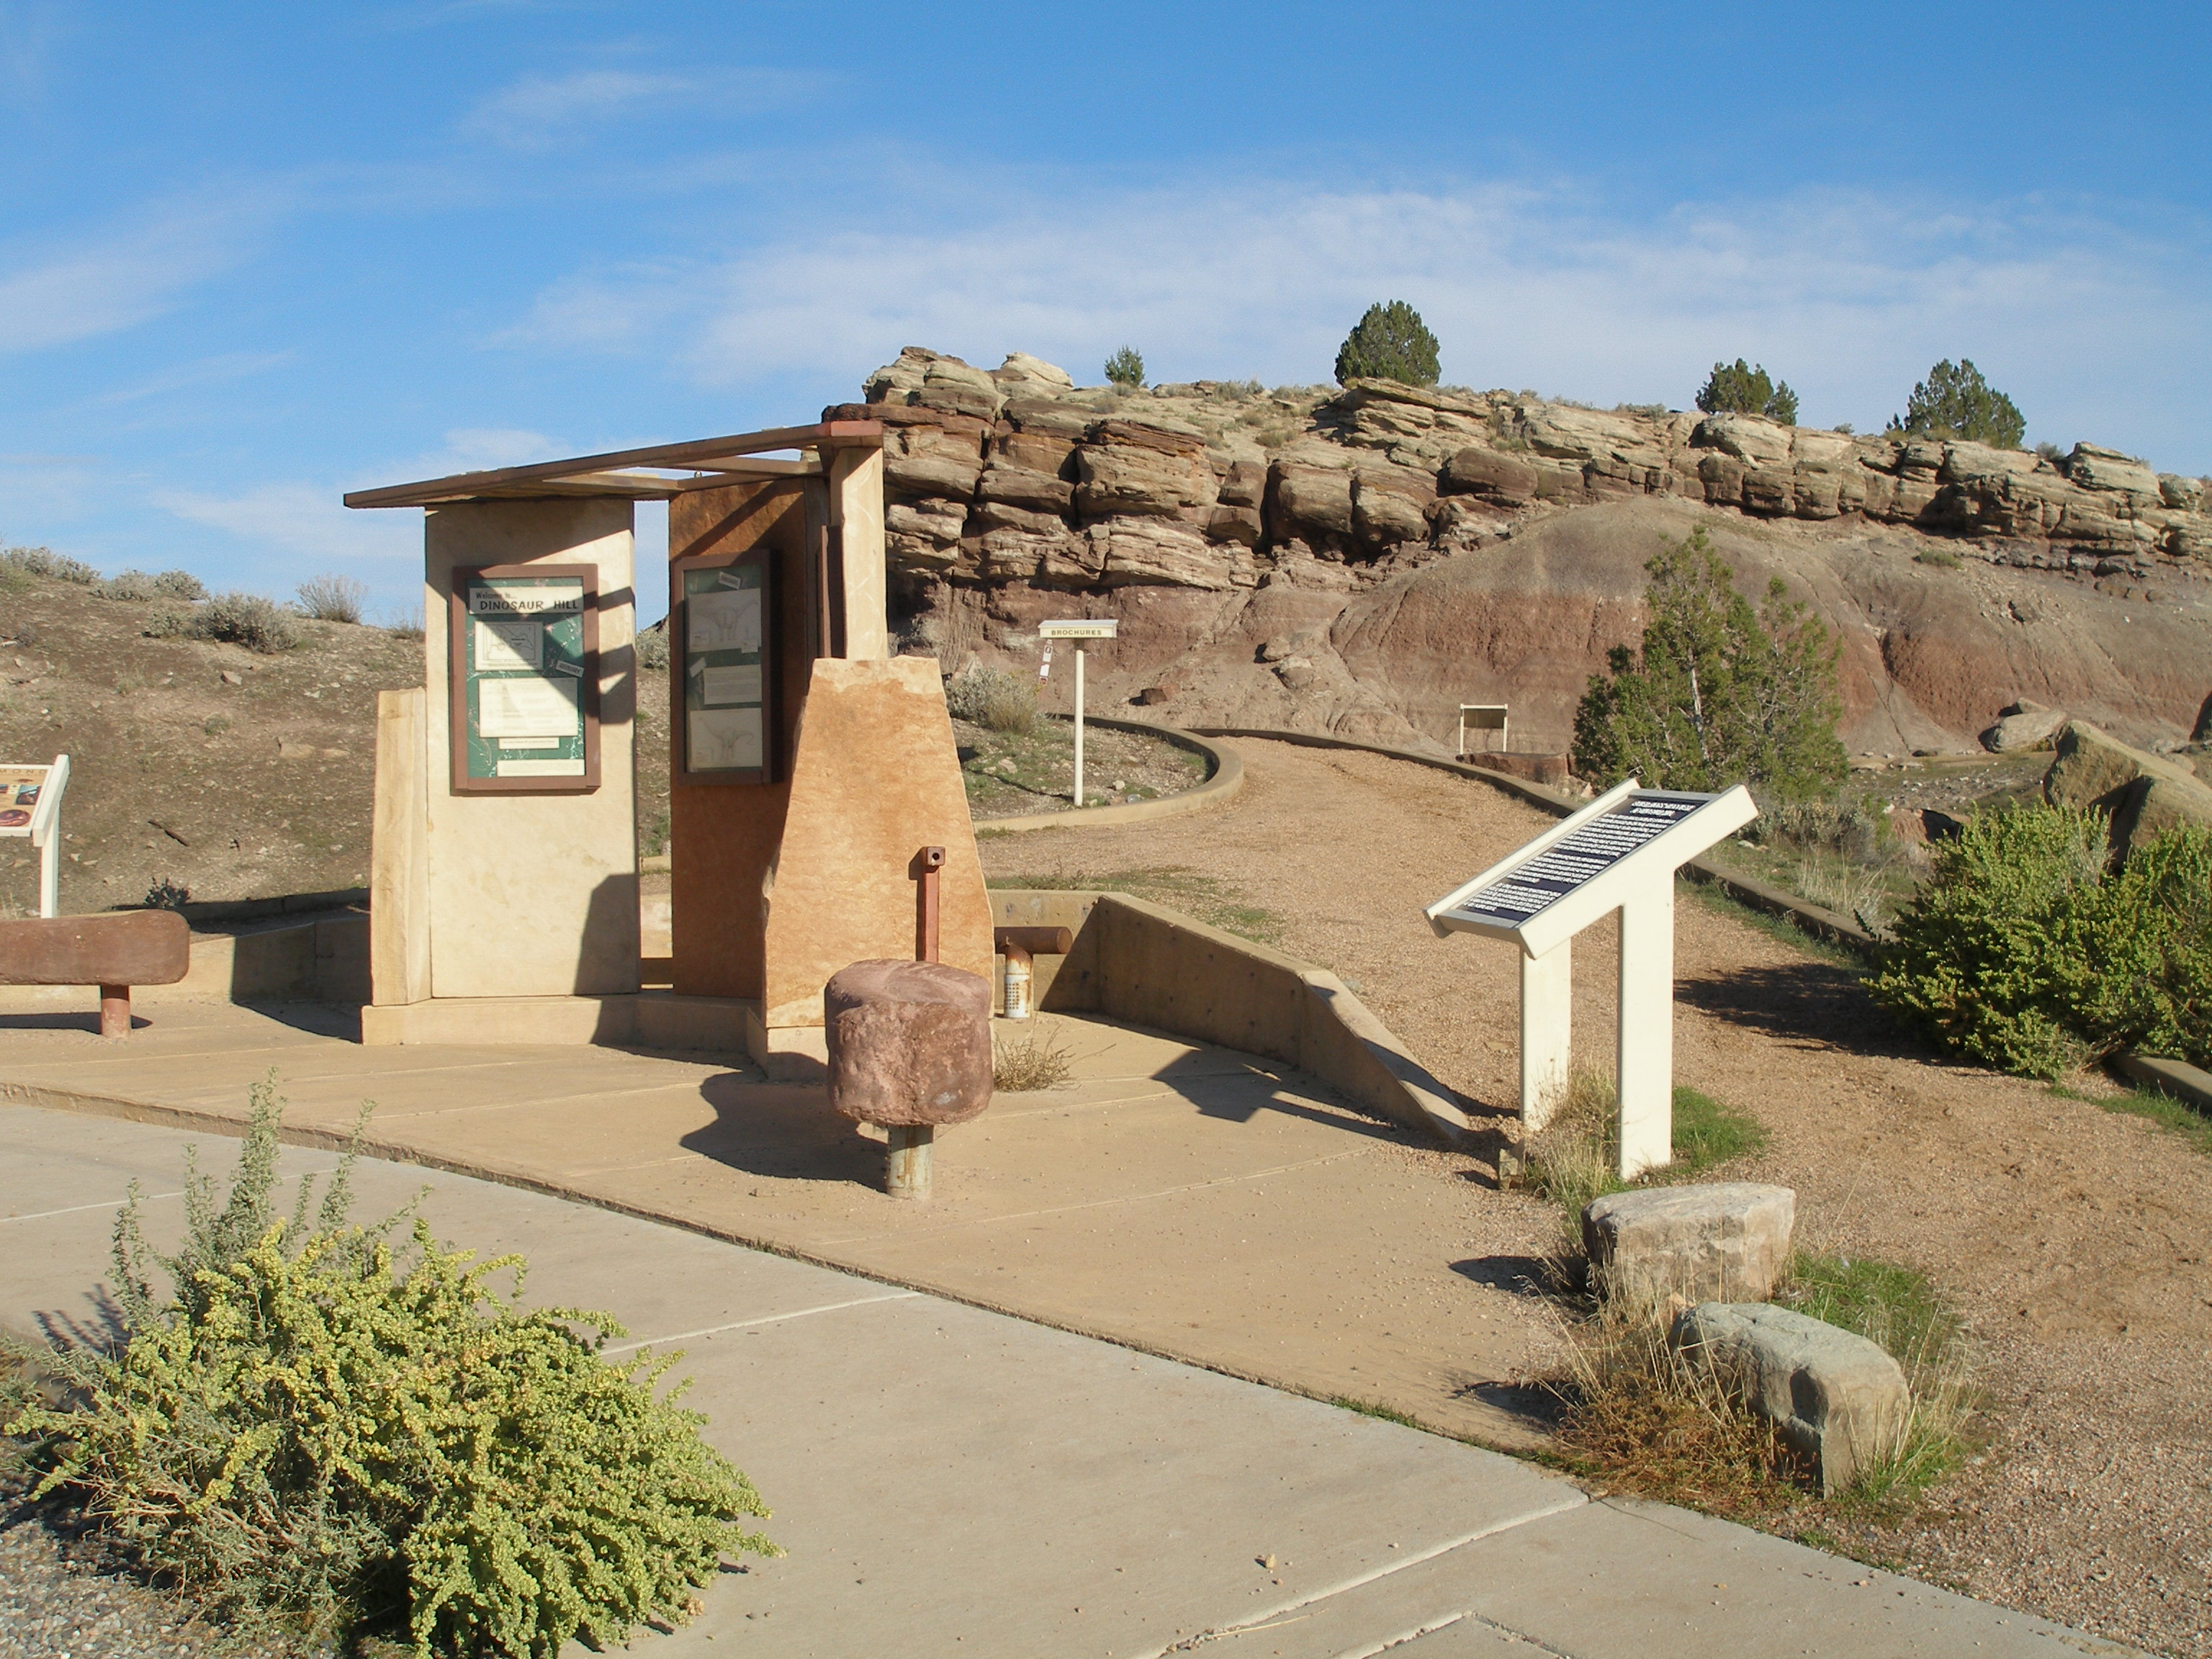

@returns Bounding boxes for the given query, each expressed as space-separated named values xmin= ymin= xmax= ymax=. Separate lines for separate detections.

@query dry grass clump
xmin=993 ymin=1026 xmax=1073 ymax=1092
xmin=295 ymin=572 xmax=367 ymax=624
xmin=947 ymin=663 xmax=1037 ymax=736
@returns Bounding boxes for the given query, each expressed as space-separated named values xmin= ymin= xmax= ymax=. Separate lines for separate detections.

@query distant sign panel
xmin=674 ymin=546 xmax=773 ymax=784
xmin=1442 ymin=792 xmax=1709 ymax=931
xmin=1038 ymin=619 xmax=1118 ymax=639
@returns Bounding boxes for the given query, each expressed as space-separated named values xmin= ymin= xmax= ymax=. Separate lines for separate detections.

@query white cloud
xmin=503 ymin=176 xmax=2212 ymax=469
xmin=156 ymin=481 xmax=423 ymax=565
xmin=83 ymin=351 xmax=292 ymax=408
xmin=0 ymin=190 xmax=277 ymax=354
xmin=464 ymin=66 xmax=824 ymax=149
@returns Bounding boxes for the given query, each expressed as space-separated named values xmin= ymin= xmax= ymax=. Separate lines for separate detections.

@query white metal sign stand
xmin=1038 ymin=619 xmax=1118 ymax=806
xmin=1424 ymin=778 xmax=1756 ymax=1178
xmin=0 ymin=754 xmax=71 ymax=918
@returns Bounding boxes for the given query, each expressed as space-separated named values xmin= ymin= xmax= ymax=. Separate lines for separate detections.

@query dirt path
xmin=981 ymin=738 xmax=2212 ymax=1659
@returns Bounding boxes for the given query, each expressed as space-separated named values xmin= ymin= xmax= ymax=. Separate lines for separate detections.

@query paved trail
xmin=983 ymin=738 xmax=2212 ymax=1659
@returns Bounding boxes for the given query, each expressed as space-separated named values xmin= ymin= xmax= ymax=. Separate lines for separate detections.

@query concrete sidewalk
xmin=0 ymin=999 xmax=1557 ymax=1448
xmin=0 ymin=1103 xmax=2121 ymax=1658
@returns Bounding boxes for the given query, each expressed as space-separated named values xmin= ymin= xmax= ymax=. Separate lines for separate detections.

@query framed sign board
xmin=0 ymin=753 xmax=70 ymax=917
xmin=449 ymin=566 xmax=599 ymax=794
xmin=674 ymin=547 xmax=773 ymax=784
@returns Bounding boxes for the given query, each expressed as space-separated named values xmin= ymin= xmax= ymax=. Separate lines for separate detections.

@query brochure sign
xmin=449 ymin=567 xmax=599 ymax=793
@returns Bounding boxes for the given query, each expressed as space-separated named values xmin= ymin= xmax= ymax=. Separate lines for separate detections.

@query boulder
xmin=1439 ymin=446 xmax=1539 ymax=506
xmin=1671 ymin=1303 xmax=1909 ymax=1495
xmin=1074 ymin=442 xmax=1213 ymax=518
xmin=2066 ymin=443 xmax=2161 ymax=500
xmin=1216 ymin=459 xmax=1269 ymax=508
xmin=1581 ymin=1183 xmax=1796 ymax=1305
xmin=1691 ymin=413 xmax=1793 ymax=467
xmin=2046 ymin=719 xmax=2199 ymax=811
xmin=824 ymin=958 xmax=993 ymax=1129
xmin=885 ymin=449 xmax=983 ymax=502
xmin=1980 ymin=703 xmax=2068 ymax=752
xmin=1269 ymin=462 xmax=1357 ymax=543
xmin=1092 ymin=518 xmax=1233 ymax=590
xmin=992 ymin=351 xmax=1074 ymax=391
xmin=2113 ymin=772 xmax=2212 ymax=853
xmin=976 ymin=464 xmax=1075 ymax=516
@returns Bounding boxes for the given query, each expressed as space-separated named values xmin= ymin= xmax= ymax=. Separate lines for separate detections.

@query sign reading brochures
xmin=449 ymin=566 xmax=599 ymax=794
xmin=1424 ymin=778 xmax=1758 ymax=1179
xmin=674 ymin=547 xmax=773 ymax=784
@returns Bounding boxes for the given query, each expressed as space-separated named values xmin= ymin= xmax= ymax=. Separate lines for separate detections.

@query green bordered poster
xmin=675 ymin=550 xmax=770 ymax=783
xmin=449 ymin=565 xmax=599 ymax=793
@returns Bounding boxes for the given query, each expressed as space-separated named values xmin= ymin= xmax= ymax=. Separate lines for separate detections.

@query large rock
xmin=1980 ymin=700 xmax=2069 ymax=753
xmin=2044 ymin=719 xmax=2212 ymax=858
xmin=824 ymin=958 xmax=993 ymax=1128
xmin=1092 ymin=518 xmax=1237 ymax=590
xmin=1671 ymin=1303 xmax=1910 ymax=1495
xmin=1269 ymin=462 xmax=1357 ymax=543
xmin=1074 ymin=439 xmax=1214 ymax=518
xmin=1691 ymin=413 xmax=1793 ymax=467
xmin=1439 ymin=446 xmax=1539 ymax=505
xmin=977 ymin=464 xmax=1075 ymax=516
xmin=1581 ymin=1183 xmax=1796 ymax=1305
xmin=2067 ymin=442 xmax=2161 ymax=500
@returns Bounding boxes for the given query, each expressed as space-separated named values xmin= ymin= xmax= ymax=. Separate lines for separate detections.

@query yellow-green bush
xmin=7 ymin=1081 xmax=775 ymax=1655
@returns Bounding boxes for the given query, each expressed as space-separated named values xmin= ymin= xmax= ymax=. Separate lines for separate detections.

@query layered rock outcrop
xmin=840 ymin=349 xmax=2212 ymax=756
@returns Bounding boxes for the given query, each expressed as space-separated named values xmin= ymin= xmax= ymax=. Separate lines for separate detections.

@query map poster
xmin=450 ymin=566 xmax=599 ymax=793
xmin=0 ymin=765 xmax=48 ymax=834
xmin=675 ymin=549 xmax=772 ymax=783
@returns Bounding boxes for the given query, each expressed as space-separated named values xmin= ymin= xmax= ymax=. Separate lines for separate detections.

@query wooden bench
xmin=0 ymin=910 xmax=191 ymax=1035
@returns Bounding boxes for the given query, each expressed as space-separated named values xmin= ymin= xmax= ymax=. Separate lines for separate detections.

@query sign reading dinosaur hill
xmin=1425 ymin=781 xmax=1758 ymax=1179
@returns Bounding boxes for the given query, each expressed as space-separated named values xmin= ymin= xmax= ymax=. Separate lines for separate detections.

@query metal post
xmin=1073 ymin=645 xmax=1086 ymax=806
xmin=912 ymin=845 xmax=944 ymax=963
xmin=886 ymin=1124 xmax=934 ymax=1200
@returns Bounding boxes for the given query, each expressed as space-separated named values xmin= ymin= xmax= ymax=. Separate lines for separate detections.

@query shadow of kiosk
xmin=345 ymin=421 xmax=992 ymax=1074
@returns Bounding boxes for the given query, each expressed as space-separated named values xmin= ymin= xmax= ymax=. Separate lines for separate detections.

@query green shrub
xmin=1104 ymin=346 xmax=1146 ymax=388
xmin=1694 ymin=360 xmax=1798 ymax=425
xmin=1334 ymin=301 xmax=1440 ymax=387
xmin=6 ymin=1080 xmax=777 ymax=1655
xmin=1889 ymin=358 xmax=2025 ymax=449
xmin=154 ymin=568 xmax=207 ymax=601
xmin=2075 ymin=823 xmax=2212 ymax=1066
xmin=1867 ymin=804 xmax=2104 ymax=1076
xmin=295 ymin=572 xmax=367 ymax=624
xmin=194 ymin=591 xmax=299 ymax=653
xmin=143 ymin=606 xmax=192 ymax=639
xmin=1572 ymin=527 xmax=1846 ymax=800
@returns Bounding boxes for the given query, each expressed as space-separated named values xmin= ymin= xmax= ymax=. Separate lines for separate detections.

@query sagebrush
xmin=946 ymin=662 xmax=1036 ymax=735
xmin=295 ymin=572 xmax=367 ymax=624
xmin=194 ymin=590 xmax=300 ymax=653
xmin=6 ymin=1079 xmax=777 ymax=1655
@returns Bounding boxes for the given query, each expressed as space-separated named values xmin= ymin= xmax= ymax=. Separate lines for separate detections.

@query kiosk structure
xmin=1424 ymin=780 xmax=1757 ymax=1178
xmin=346 ymin=422 xmax=992 ymax=1069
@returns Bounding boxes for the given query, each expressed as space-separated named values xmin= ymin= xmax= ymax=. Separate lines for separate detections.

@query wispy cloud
xmin=0 ymin=188 xmax=281 ymax=354
xmin=83 ymin=351 xmax=293 ymax=408
xmin=151 ymin=427 xmax=562 ymax=569
xmin=463 ymin=66 xmax=824 ymax=149
xmin=503 ymin=176 xmax=2212 ymax=467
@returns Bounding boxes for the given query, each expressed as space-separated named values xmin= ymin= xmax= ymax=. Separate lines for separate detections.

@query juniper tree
xmin=1889 ymin=359 xmax=2025 ymax=449
xmin=1573 ymin=527 xmax=1846 ymax=800
xmin=1695 ymin=359 xmax=1799 ymax=425
xmin=1334 ymin=301 xmax=1441 ymax=386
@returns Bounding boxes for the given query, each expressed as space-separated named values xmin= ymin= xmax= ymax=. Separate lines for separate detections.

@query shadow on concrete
xmin=680 ymin=1071 xmax=883 ymax=1186
xmin=235 ymin=1001 xmax=361 ymax=1040
xmin=0 ymin=1012 xmax=138 ymax=1035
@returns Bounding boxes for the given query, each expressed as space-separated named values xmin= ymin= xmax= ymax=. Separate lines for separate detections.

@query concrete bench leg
xmin=99 ymin=984 xmax=130 ymax=1038
xmin=886 ymin=1125 xmax=934 ymax=1200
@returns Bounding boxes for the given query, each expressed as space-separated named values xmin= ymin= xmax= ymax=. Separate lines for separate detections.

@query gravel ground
xmin=958 ymin=714 xmax=1208 ymax=818
xmin=981 ymin=737 xmax=2212 ymax=1659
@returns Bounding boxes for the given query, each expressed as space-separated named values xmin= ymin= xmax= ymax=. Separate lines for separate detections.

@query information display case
xmin=673 ymin=547 xmax=773 ymax=785
xmin=449 ymin=565 xmax=600 ymax=793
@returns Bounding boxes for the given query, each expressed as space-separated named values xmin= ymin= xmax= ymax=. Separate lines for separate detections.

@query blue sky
xmin=3 ymin=1 xmax=2208 ymax=623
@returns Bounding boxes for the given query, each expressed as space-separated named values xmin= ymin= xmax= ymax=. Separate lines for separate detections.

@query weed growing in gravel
xmin=994 ymin=1026 xmax=1074 ymax=1092
xmin=1329 ymin=1398 xmax=1424 ymax=1429
xmin=1522 ymin=1071 xmax=1768 ymax=1226
xmin=4 ymin=1078 xmax=778 ymax=1655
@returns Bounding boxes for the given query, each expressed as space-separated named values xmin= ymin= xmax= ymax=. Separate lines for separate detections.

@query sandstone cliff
xmin=835 ymin=349 xmax=2212 ymax=757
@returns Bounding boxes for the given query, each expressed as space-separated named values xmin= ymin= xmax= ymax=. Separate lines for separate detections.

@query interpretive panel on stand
xmin=449 ymin=565 xmax=599 ymax=794
xmin=0 ymin=765 xmax=53 ymax=835
xmin=674 ymin=547 xmax=773 ymax=784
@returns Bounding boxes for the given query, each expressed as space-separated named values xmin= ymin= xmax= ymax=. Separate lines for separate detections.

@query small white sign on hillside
xmin=1424 ymin=778 xmax=1757 ymax=1179
xmin=0 ymin=754 xmax=71 ymax=918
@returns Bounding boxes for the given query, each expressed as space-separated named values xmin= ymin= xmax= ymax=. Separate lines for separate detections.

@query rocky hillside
xmin=842 ymin=349 xmax=2212 ymax=757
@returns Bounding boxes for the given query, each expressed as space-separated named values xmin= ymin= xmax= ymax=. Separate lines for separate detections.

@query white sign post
xmin=1038 ymin=619 xmax=1118 ymax=807
xmin=1424 ymin=778 xmax=1757 ymax=1178
xmin=0 ymin=755 xmax=71 ymax=918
